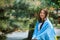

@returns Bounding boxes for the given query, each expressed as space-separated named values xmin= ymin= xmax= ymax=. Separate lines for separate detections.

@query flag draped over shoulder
xmin=32 ymin=18 xmax=56 ymax=40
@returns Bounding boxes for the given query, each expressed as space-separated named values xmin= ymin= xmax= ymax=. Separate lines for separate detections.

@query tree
xmin=0 ymin=0 xmax=59 ymax=40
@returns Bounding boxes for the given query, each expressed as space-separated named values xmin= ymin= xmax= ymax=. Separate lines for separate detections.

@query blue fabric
xmin=32 ymin=18 xmax=56 ymax=40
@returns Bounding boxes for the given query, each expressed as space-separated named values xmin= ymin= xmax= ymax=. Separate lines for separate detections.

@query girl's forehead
xmin=40 ymin=10 xmax=45 ymax=13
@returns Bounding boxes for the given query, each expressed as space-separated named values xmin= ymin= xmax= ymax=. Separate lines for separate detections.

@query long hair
xmin=37 ymin=9 xmax=48 ymax=23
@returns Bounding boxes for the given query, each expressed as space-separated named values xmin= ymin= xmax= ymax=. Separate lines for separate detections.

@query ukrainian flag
xmin=32 ymin=18 xmax=57 ymax=40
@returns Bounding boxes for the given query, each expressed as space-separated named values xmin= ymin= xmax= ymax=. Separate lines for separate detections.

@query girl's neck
xmin=41 ymin=18 xmax=46 ymax=22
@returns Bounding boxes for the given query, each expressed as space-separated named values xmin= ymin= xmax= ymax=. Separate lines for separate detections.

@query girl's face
xmin=40 ymin=10 xmax=45 ymax=19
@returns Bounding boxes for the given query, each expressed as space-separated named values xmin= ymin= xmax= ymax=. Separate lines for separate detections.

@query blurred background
xmin=0 ymin=0 xmax=60 ymax=40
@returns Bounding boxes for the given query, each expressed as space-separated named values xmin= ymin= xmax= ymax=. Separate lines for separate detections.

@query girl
xmin=32 ymin=9 xmax=56 ymax=40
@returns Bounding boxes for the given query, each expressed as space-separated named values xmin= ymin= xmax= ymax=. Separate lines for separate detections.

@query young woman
xmin=32 ymin=9 xmax=56 ymax=40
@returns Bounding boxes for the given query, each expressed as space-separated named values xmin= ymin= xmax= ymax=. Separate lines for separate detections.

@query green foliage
xmin=0 ymin=0 xmax=59 ymax=34
xmin=0 ymin=0 xmax=14 ymax=7
xmin=0 ymin=34 xmax=6 ymax=40
xmin=49 ymin=12 xmax=58 ymax=19
xmin=51 ymin=0 xmax=60 ymax=8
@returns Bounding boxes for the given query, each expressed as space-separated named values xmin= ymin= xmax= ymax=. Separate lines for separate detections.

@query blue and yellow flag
xmin=32 ymin=18 xmax=56 ymax=40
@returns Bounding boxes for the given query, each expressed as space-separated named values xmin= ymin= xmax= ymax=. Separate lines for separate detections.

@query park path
xmin=6 ymin=28 xmax=60 ymax=40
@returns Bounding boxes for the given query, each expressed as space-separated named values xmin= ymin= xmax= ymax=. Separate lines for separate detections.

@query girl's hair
xmin=37 ymin=9 xmax=48 ymax=23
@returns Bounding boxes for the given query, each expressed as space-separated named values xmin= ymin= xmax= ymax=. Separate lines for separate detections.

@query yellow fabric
xmin=55 ymin=36 xmax=58 ymax=40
